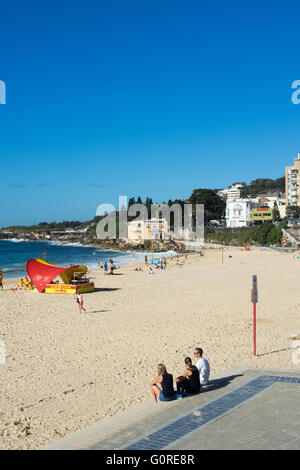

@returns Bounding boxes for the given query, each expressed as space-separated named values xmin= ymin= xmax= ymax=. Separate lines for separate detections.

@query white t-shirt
xmin=196 ymin=357 xmax=210 ymax=385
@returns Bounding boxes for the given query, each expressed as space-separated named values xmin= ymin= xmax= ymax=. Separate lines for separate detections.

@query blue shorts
xmin=159 ymin=392 xmax=176 ymax=402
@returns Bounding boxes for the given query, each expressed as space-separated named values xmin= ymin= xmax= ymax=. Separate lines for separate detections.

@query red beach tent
xmin=26 ymin=258 xmax=79 ymax=293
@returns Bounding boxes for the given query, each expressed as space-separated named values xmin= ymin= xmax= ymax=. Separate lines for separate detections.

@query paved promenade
xmin=42 ymin=367 xmax=300 ymax=450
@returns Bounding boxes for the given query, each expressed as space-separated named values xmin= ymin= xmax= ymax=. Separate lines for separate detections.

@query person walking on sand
xmin=150 ymin=364 xmax=176 ymax=406
xmin=194 ymin=347 xmax=210 ymax=385
xmin=76 ymin=293 xmax=86 ymax=313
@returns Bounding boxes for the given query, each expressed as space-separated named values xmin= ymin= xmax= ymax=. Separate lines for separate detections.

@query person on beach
xmin=104 ymin=261 xmax=108 ymax=272
xmin=145 ymin=255 xmax=148 ymax=265
xmin=194 ymin=347 xmax=210 ymax=385
xmin=76 ymin=293 xmax=86 ymax=313
xmin=150 ymin=364 xmax=176 ymax=405
xmin=16 ymin=278 xmax=24 ymax=289
xmin=176 ymin=357 xmax=200 ymax=395
xmin=109 ymin=262 xmax=114 ymax=275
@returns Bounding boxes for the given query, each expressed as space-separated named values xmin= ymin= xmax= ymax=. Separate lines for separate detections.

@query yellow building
xmin=286 ymin=154 xmax=300 ymax=209
xmin=127 ymin=218 xmax=170 ymax=241
xmin=250 ymin=208 xmax=273 ymax=221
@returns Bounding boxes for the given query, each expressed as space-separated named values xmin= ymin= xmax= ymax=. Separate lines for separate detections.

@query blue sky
xmin=0 ymin=0 xmax=300 ymax=226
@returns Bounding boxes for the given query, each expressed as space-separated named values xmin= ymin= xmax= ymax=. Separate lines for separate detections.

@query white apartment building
xmin=225 ymin=199 xmax=258 ymax=228
xmin=227 ymin=186 xmax=241 ymax=200
xmin=286 ymin=154 xmax=300 ymax=208
xmin=218 ymin=182 xmax=244 ymax=200
xmin=277 ymin=197 xmax=286 ymax=219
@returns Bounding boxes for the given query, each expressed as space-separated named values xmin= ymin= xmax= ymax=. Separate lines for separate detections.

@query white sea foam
xmin=46 ymin=240 xmax=91 ymax=248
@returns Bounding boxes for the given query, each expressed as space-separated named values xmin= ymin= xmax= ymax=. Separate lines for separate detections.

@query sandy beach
xmin=1 ymin=247 xmax=300 ymax=449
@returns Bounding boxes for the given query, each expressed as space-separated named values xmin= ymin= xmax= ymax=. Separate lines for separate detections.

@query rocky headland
xmin=0 ymin=229 xmax=186 ymax=253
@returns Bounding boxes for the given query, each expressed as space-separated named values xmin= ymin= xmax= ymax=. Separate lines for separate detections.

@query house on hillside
xmin=225 ymin=198 xmax=258 ymax=228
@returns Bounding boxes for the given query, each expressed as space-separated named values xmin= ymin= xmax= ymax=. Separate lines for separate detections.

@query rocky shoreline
xmin=0 ymin=230 xmax=186 ymax=253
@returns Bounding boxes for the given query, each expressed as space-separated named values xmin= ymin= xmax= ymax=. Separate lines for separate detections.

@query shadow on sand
xmin=88 ymin=309 xmax=111 ymax=314
xmin=93 ymin=288 xmax=121 ymax=292
xmin=256 ymin=347 xmax=294 ymax=357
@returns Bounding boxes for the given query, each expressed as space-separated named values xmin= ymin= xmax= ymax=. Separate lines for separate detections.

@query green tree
xmin=272 ymin=201 xmax=281 ymax=222
xmin=188 ymin=189 xmax=226 ymax=222
xmin=252 ymin=222 xmax=273 ymax=245
xmin=286 ymin=205 xmax=300 ymax=220
xmin=145 ymin=197 xmax=153 ymax=218
xmin=240 ymin=177 xmax=285 ymax=198
xmin=128 ymin=197 xmax=136 ymax=208
xmin=267 ymin=226 xmax=282 ymax=245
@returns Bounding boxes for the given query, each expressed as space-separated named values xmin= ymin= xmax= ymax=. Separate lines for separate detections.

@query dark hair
xmin=195 ymin=348 xmax=203 ymax=357
xmin=184 ymin=357 xmax=193 ymax=369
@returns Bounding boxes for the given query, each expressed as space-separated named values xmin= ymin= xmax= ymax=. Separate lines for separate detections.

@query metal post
xmin=253 ymin=302 xmax=256 ymax=356
xmin=251 ymin=275 xmax=258 ymax=356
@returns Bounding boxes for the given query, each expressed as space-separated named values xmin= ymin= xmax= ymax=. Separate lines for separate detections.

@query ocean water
xmin=0 ymin=239 xmax=173 ymax=279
